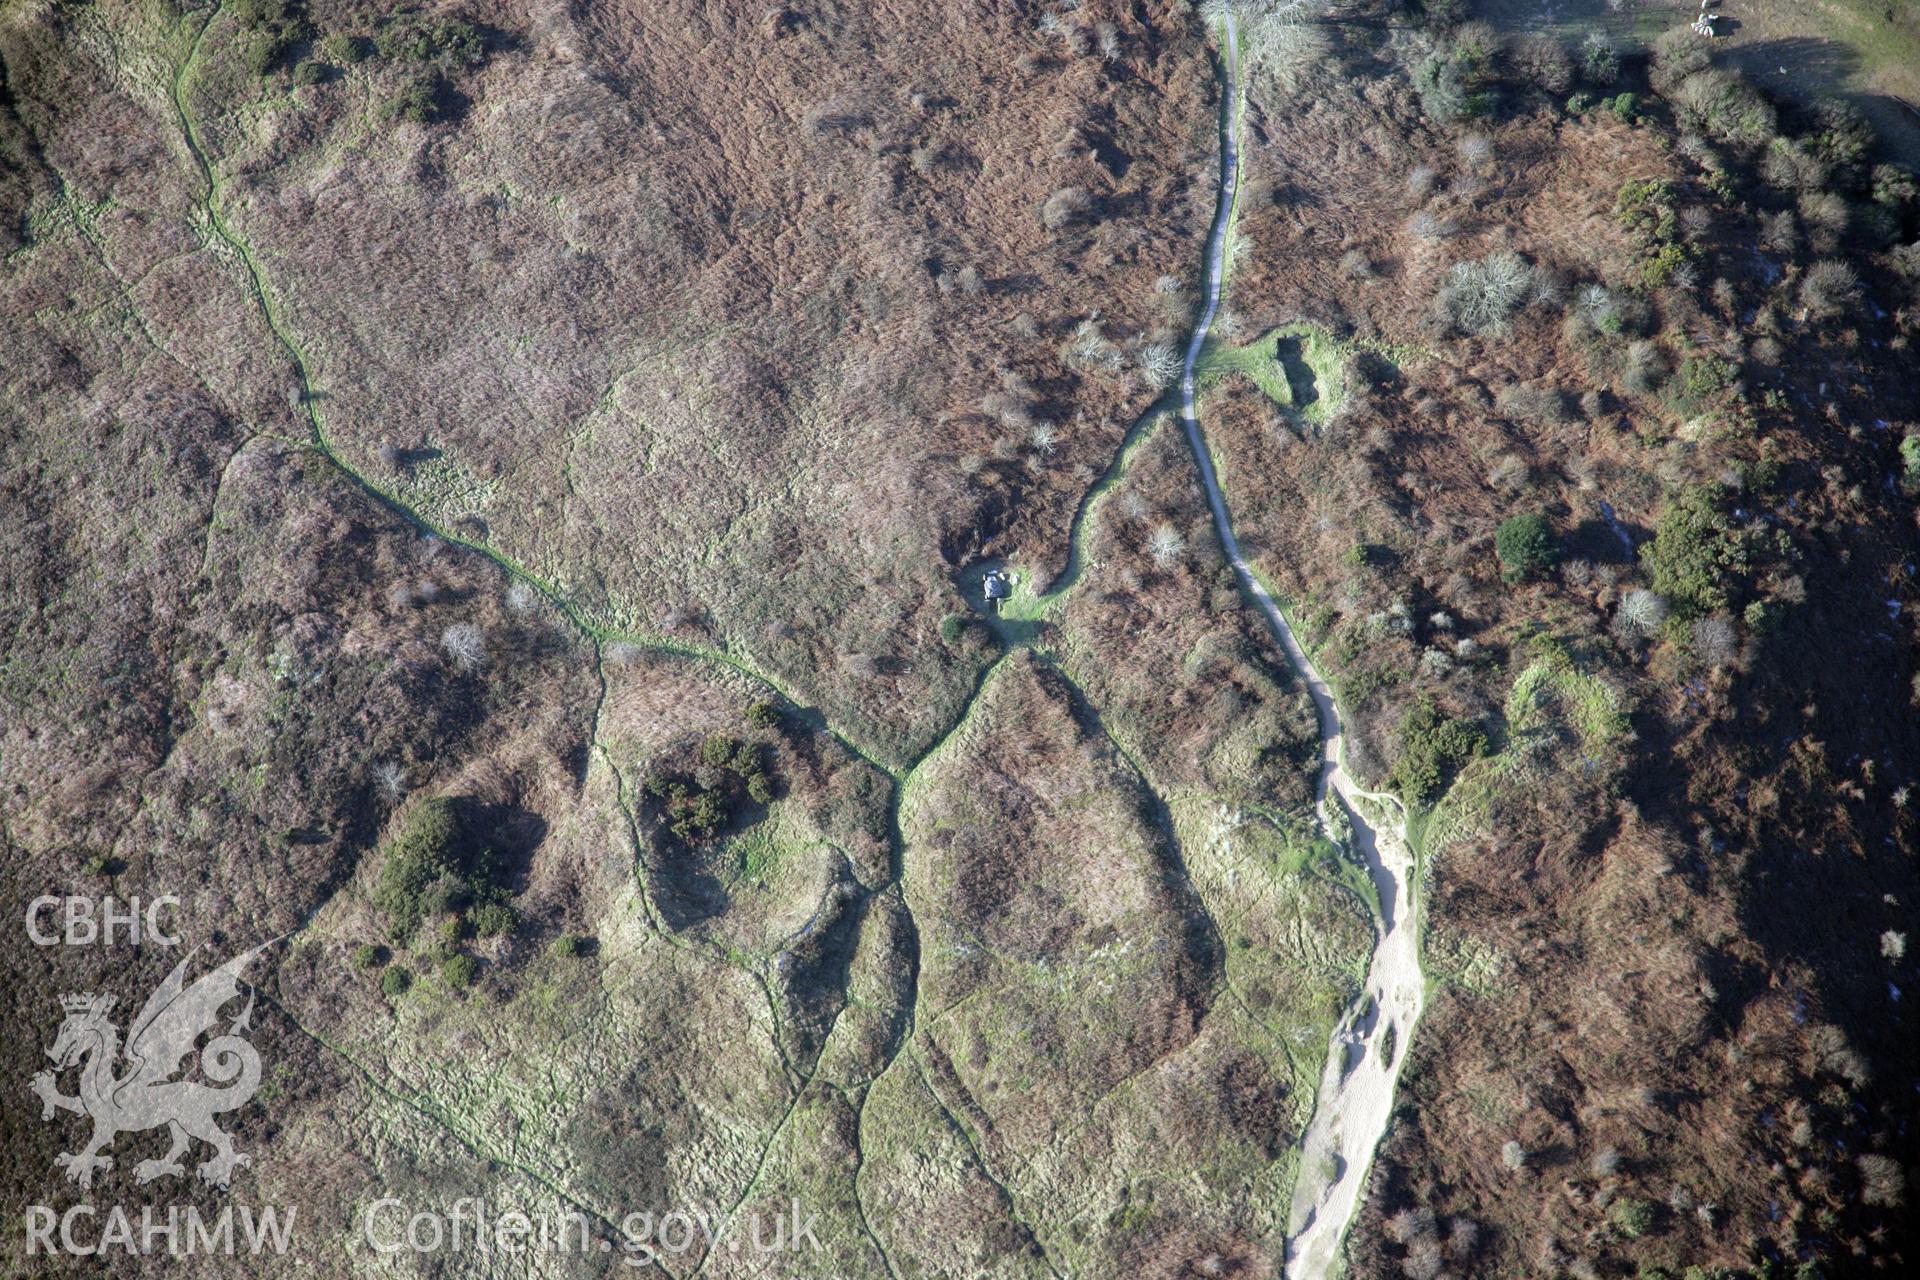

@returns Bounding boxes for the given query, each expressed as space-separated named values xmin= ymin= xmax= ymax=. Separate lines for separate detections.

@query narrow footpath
xmin=1179 ymin=16 xmax=1428 ymax=1277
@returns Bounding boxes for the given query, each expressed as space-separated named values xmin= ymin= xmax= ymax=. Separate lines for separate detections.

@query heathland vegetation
xmin=0 ymin=2 xmax=1913 ymax=1278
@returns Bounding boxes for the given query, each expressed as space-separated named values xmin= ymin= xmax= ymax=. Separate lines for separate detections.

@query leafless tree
xmin=442 ymin=621 xmax=487 ymax=672
xmin=1615 ymin=589 xmax=1670 ymax=638
xmin=1148 ymin=523 xmax=1185 ymax=568
xmin=1408 ymin=210 xmax=1457 ymax=241
xmin=372 ymin=761 xmax=408 ymax=801
xmin=1140 ymin=341 xmax=1181 ymax=390
xmin=1435 ymin=251 xmax=1534 ymax=336
xmin=1693 ymin=616 xmax=1740 ymax=668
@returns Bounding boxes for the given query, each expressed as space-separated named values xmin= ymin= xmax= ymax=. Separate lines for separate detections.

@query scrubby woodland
xmin=1 ymin=1 xmax=1916 ymax=1278
xmin=1206 ymin=7 xmax=1918 ymax=1278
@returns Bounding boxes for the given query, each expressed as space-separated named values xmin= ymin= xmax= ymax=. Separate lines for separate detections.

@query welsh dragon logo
xmin=29 ymin=940 xmax=276 ymax=1190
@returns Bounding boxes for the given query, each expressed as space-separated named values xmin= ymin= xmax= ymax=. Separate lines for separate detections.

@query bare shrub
xmin=1889 ymin=240 xmax=1920 ymax=285
xmin=390 ymin=579 xmax=443 ymax=610
xmin=1457 ymin=133 xmax=1493 ymax=167
xmin=1649 ymin=25 xmax=1710 ymax=94
xmin=909 ymin=140 xmax=948 ymax=175
xmin=1385 ymin=1207 xmax=1438 ymax=1245
xmin=1694 ymin=615 xmax=1739 ymax=667
xmin=1800 ymin=259 xmax=1862 ymax=318
xmin=1435 ymin=251 xmax=1534 ymax=336
xmin=1340 ymin=248 xmax=1374 ymax=279
xmin=1858 ymin=1153 xmax=1905 ymax=1207
xmin=1408 ymin=209 xmax=1457 ymax=240
xmin=1512 ymin=32 xmax=1571 ymax=93
xmin=1066 ymin=319 xmax=1123 ymax=373
xmin=1623 ymin=340 xmax=1669 ymax=396
xmin=1763 ymin=138 xmax=1828 ymax=192
xmin=661 ymin=601 xmax=707 ymax=632
xmin=1502 ymin=1139 xmax=1527 ymax=1171
xmin=1590 ymin=1146 xmax=1622 ymax=1177
xmin=1403 ymin=1238 xmax=1443 ymax=1280
xmin=1496 ymin=383 xmax=1570 ymax=425
xmin=441 ymin=621 xmax=487 ymax=672
xmin=1529 ymin=268 xmax=1566 ymax=310
xmin=1577 ymin=283 xmax=1619 ymax=329
xmin=1406 ymin=164 xmax=1438 ymax=201
xmin=1798 ymin=191 xmax=1848 ymax=253
xmin=1445 ymin=1218 xmax=1480 ymax=1260
xmin=1041 ymin=185 xmax=1093 ymax=230
xmin=1239 ymin=0 xmax=1325 ymax=82
xmin=1813 ymin=98 xmax=1873 ymax=170
xmin=1813 ymin=1022 xmax=1872 ymax=1085
xmin=1758 ymin=210 xmax=1798 ymax=255
xmin=1488 ymin=453 xmax=1529 ymax=491
xmin=1674 ymin=69 xmax=1777 ymax=147
xmin=803 ymin=100 xmax=869 ymax=135
xmin=1579 ymin=31 xmax=1618 ymax=85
